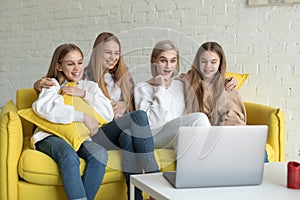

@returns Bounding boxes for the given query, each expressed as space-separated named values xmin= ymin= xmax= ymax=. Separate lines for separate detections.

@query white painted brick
xmin=175 ymin=0 xmax=203 ymax=9
xmin=132 ymin=1 xmax=153 ymax=13
xmin=134 ymin=13 xmax=146 ymax=23
xmin=212 ymin=5 xmax=226 ymax=15
xmin=1 ymin=0 xmax=300 ymax=160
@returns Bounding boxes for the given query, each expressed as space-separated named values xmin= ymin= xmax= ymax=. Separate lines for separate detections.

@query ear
xmin=56 ymin=63 xmax=63 ymax=71
xmin=151 ymin=56 xmax=157 ymax=64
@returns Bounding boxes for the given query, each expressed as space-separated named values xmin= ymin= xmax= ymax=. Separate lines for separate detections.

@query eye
xmin=67 ymin=62 xmax=75 ymax=66
xmin=170 ymin=59 xmax=177 ymax=63
xmin=160 ymin=59 xmax=167 ymax=63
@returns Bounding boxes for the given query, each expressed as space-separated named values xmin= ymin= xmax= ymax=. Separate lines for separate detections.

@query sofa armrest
xmin=16 ymin=88 xmax=38 ymax=138
xmin=244 ymin=101 xmax=285 ymax=162
xmin=0 ymin=100 xmax=23 ymax=200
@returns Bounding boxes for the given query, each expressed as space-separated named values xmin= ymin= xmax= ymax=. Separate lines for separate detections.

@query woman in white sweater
xmin=134 ymin=40 xmax=238 ymax=149
xmin=32 ymin=44 xmax=109 ymax=200
xmin=134 ymin=40 xmax=211 ymax=149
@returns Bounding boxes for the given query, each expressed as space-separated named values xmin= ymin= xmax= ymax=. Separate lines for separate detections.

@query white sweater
xmin=31 ymin=78 xmax=114 ymax=148
xmin=134 ymin=79 xmax=185 ymax=130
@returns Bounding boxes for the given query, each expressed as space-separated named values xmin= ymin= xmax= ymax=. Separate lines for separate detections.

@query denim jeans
xmin=92 ymin=110 xmax=159 ymax=200
xmin=265 ymin=150 xmax=269 ymax=163
xmin=36 ymin=136 xmax=108 ymax=200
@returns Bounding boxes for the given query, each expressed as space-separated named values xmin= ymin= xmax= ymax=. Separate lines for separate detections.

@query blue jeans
xmin=36 ymin=136 xmax=108 ymax=200
xmin=265 ymin=150 xmax=269 ymax=163
xmin=92 ymin=110 xmax=159 ymax=200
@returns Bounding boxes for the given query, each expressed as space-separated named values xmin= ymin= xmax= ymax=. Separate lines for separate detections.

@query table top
xmin=130 ymin=162 xmax=300 ymax=200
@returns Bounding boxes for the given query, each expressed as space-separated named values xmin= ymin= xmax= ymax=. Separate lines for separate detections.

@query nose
xmin=110 ymin=53 xmax=117 ymax=61
xmin=165 ymin=61 xmax=171 ymax=68
xmin=74 ymin=63 xmax=82 ymax=70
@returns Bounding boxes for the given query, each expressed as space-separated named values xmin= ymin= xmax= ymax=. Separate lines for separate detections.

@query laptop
xmin=163 ymin=125 xmax=268 ymax=188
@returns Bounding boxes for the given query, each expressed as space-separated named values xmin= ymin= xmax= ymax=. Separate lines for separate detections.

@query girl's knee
xmin=190 ymin=113 xmax=211 ymax=127
xmin=59 ymin=149 xmax=80 ymax=167
xmin=133 ymin=110 xmax=147 ymax=118
xmin=94 ymin=145 xmax=108 ymax=165
xmin=131 ymin=110 xmax=149 ymax=126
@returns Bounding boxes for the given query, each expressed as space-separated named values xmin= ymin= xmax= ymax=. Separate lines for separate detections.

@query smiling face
xmin=101 ymin=40 xmax=120 ymax=70
xmin=199 ymin=50 xmax=220 ymax=83
xmin=56 ymin=50 xmax=84 ymax=82
xmin=154 ymin=49 xmax=178 ymax=78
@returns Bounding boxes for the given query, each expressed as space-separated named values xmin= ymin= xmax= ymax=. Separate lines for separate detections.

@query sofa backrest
xmin=16 ymin=88 xmax=38 ymax=137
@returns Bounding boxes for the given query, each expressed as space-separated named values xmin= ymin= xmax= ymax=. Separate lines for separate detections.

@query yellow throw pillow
xmin=18 ymin=82 xmax=108 ymax=151
xmin=225 ymin=72 xmax=249 ymax=90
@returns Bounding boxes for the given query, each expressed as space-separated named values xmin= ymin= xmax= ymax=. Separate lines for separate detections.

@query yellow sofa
xmin=0 ymin=88 xmax=285 ymax=200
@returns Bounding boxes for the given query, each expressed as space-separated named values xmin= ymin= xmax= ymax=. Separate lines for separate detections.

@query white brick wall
xmin=1 ymin=0 xmax=300 ymax=160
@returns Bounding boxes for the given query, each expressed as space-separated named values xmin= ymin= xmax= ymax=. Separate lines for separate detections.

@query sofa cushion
xmin=18 ymin=141 xmax=176 ymax=186
xmin=18 ymin=146 xmax=123 ymax=185
xmin=18 ymin=108 xmax=90 ymax=151
xmin=225 ymin=72 xmax=249 ymax=90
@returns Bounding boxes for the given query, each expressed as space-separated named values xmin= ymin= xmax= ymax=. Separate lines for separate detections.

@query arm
xmin=33 ymin=77 xmax=56 ymax=94
xmin=221 ymin=90 xmax=246 ymax=125
xmin=78 ymin=80 xmax=114 ymax=122
xmin=134 ymin=82 xmax=171 ymax=128
xmin=32 ymin=79 xmax=84 ymax=124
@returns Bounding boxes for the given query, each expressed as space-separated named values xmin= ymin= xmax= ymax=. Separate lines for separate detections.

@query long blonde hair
xmin=184 ymin=42 xmax=226 ymax=119
xmin=47 ymin=43 xmax=83 ymax=85
xmin=84 ymin=32 xmax=135 ymax=111
xmin=150 ymin=40 xmax=180 ymax=77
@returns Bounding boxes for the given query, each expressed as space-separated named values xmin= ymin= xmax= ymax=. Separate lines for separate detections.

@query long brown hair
xmin=184 ymin=41 xmax=226 ymax=118
xmin=84 ymin=32 xmax=135 ymax=111
xmin=150 ymin=40 xmax=180 ymax=77
xmin=46 ymin=43 xmax=83 ymax=85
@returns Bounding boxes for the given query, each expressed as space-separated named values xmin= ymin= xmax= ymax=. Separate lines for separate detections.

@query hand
xmin=83 ymin=113 xmax=99 ymax=137
xmin=34 ymin=77 xmax=56 ymax=94
xmin=111 ymin=101 xmax=127 ymax=118
xmin=147 ymin=75 xmax=171 ymax=88
xmin=225 ymin=77 xmax=238 ymax=91
xmin=60 ymin=86 xmax=85 ymax=97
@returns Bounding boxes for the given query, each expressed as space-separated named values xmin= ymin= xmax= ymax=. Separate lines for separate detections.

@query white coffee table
xmin=130 ymin=162 xmax=300 ymax=200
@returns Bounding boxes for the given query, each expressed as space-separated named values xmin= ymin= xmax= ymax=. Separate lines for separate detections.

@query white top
xmin=134 ymin=79 xmax=185 ymax=130
xmin=30 ymin=78 xmax=114 ymax=148
xmin=104 ymin=72 xmax=122 ymax=101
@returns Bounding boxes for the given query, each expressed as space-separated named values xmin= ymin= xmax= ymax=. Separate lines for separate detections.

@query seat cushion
xmin=18 ymin=141 xmax=176 ymax=186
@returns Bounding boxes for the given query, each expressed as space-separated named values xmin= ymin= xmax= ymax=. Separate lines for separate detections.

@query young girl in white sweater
xmin=134 ymin=40 xmax=211 ymax=149
xmin=32 ymin=43 xmax=110 ymax=200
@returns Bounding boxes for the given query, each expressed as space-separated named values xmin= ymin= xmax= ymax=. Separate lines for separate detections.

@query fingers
xmin=41 ymin=77 xmax=56 ymax=87
xmin=90 ymin=127 xmax=99 ymax=137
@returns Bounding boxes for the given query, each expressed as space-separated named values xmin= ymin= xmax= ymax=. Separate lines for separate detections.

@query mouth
xmin=163 ymin=69 xmax=172 ymax=75
xmin=106 ymin=61 xmax=116 ymax=68
xmin=71 ymin=71 xmax=82 ymax=78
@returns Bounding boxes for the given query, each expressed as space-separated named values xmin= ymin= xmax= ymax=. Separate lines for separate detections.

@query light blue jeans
xmin=36 ymin=135 xmax=108 ymax=200
xmin=92 ymin=110 xmax=159 ymax=200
